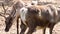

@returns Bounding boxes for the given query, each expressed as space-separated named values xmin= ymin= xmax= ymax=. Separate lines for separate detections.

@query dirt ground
xmin=0 ymin=17 xmax=60 ymax=34
xmin=0 ymin=0 xmax=60 ymax=34
xmin=0 ymin=15 xmax=60 ymax=34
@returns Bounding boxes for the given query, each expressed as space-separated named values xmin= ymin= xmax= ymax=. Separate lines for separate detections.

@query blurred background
xmin=0 ymin=0 xmax=60 ymax=34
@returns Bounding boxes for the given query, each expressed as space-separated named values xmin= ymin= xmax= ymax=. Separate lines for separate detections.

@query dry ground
xmin=0 ymin=14 xmax=60 ymax=34
xmin=0 ymin=10 xmax=60 ymax=34
xmin=0 ymin=0 xmax=60 ymax=34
